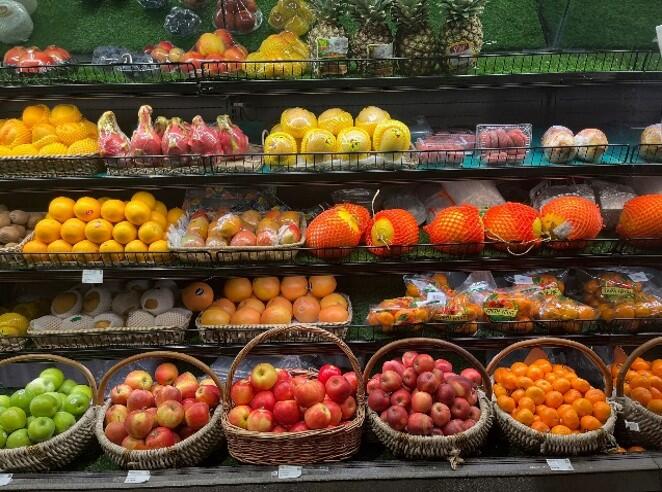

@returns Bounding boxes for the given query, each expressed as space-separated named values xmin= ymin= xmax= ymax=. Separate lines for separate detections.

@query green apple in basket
xmin=69 ymin=384 xmax=93 ymax=400
xmin=58 ymin=379 xmax=78 ymax=395
xmin=25 ymin=377 xmax=55 ymax=397
xmin=63 ymin=393 xmax=90 ymax=418
xmin=0 ymin=407 xmax=26 ymax=433
xmin=5 ymin=429 xmax=30 ymax=449
xmin=27 ymin=417 xmax=55 ymax=443
xmin=9 ymin=389 xmax=32 ymax=413
xmin=39 ymin=368 xmax=65 ymax=391
xmin=29 ymin=394 xmax=59 ymax=418
xmin=0 ymin=395 xmax=10 ymax=408
xmin=53 ymin=411 xmax=76 ymax=435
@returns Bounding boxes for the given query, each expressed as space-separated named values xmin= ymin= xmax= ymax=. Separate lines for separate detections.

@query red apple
xmin=251 ymin=363 xmax=278 ymax=390
xmin=325 ymin=375 xmax=352 ymax=403
xmin=290 ymin=421 xmax=309 ymax=432
xmin=105 ymin=421 xmax=128 ymax=445
xmin=121 ymin=436 xmax=146 ymax=450
xmin=230 ymin=380 xmax=254 ymax=405
xmin=182 ymin=398 xmax=196 ymax=412
xmin=432 ymin=427 xmax=444 ymax=436
xmin=184 ymin=402 xmax=210 ymax=430
xmin=382 ymin=359 xmax=405 ymax=376
xmin=324 ymin=400 xmax=342 ymax=426
xmin=276 ymin=369 xmax=291 ymax=383
xmin=367 ymin=375 xmax=381 ymax=394
xmin=466 ymin=389 xmax=478 ymax=406
xmin=151 ymin=383 xmax=163 ymax=396
xmin=293 ymin=380 xmax=325 ymax=408
xmin=272 ymin=425 xmax=287 ymax=433
xmin=367 ymin=389 xmax=390 ymax=413
xmin=460 ymin=368 xmax=482 ymax=387
xmin=402 ymin=351 xmax=418 ymax=368
xmin=417 ymin=371 xmax=441 ymax=393
xmin=156 ymin=400 xmax=185 ymax=429
xmin=384 ymin=405 xmax=408 ymax=431
xmin=105 ymin=404 xmax=129 ymax=425
xmin=291 ymin=375 xmax=308 ymax=387
xmin=195 ymin=384 xmax=220 ymax=407
xmin=273 ymin=400 xmax=300 ymax=426
xmin=432 ymin=368 xmax=445 ymax=384
xmin=411 ymin=391 xmax=433 ymax=413
xmin=463 ymin=419 xmax=476 ymax=430
xmin=155 ymin=362 xmax=179 ymax=386
xmin=447 ymin=376 xmax=472 ymax=398
xmin=442 ymin=419 xmax=465 ymax=436
xmin=273 ymin=381 xmax=294 ymax=401
xmin=304 ymin=402 xmax=331 ymax=429
xmin=413 ymin=354 xmax=435 ymax=374
xmin=175 ymin=374 xmax=198 ymax=400
xmin=228 ymin=404 xmax=251 ymax=429
xmin=342 ymin=372 xmax=358 ymax=395
xmin=125 ymin=370 xmax=153 ymax=390
xmin=125 ymin=410 xmax=155 ymax=439
xmin=173 ymin=433 xmax=181 ymax=444
xmin=199 ymin=377 xmax=216 ymax=387
xmin=250 ymin=390 xmax=276 ymax=411
xmin=436 ymin=384 xmax=455 ymax=406
xmin=434 ymin=358 xmax=453 ymax=373
xmin=146 ymin=407 xmax=158 ymax=428
xmin=246 ymin=408 xmax=273 ymax=432
xmin=430 ymin=402 xmax=451 ymax=428
xmin=402 ymin=367 xmax=417 ymax=390
xmin=340 ymin=396 xmax=357 ymax=420
xmin=145 ymin=426 xmax=176 ymax=449
xmin=390 ymin=388 xmax=411 ymax=408
xmin=318 ymin=364 xmax=341 ymax=385
xmin=178 ymin=425 xmax=197 ymax=440
xmin=127 ymin=389 xmax=155 ymax=412
xmin=380 ymin=370 xmax=402 ymax=392
xmin=450 ymin=398 xmax=471 ymax=420
xmin=110 ymin=384 xmax=132 ymax=405
xmin=407 ymin=412 xmax=433 ymax=435
xmin=468 ymin=406 xmax=481 ymax=421
xmin=154 ymin=385 xmax=182 ymax=406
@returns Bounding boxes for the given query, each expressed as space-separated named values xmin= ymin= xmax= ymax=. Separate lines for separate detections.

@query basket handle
xmin=0 ymin=353 xmax=98 ymax=397
xmin=363 ymin=338 xmax=492 ymax=399
xmin=616 ymin=336 xmax=662 ymax=397
xmin=223 ymin=325 xmax=365 ymax=407
xmin=96 ymin=351 xmax=223 ymax=405
xmin=485 ymin=337 xmax=612 ymax=396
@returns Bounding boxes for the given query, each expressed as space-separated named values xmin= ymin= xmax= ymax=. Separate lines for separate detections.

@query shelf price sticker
xmin=125 ymin=470 xmax=150 ymax=484
xmin=546 ymin=459 xmax=574 ymax=471
xmin=276 ymin=465 xmax=302 ymax=479
xmin=82 ymin=269 xmax=103 ymax=284
xmin=625 ymin=420 xmax=640 ymax=432
xmin=0 ymin=474 xmax=12 ymax=487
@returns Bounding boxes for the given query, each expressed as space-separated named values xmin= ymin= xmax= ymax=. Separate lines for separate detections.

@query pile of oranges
xmin=23 ymin=192 xmax=184 ymax=261
xmin=612 ymin=357 xmax=662 ymax=415
xmin=494 ymin=358 xmax=611 ymax=435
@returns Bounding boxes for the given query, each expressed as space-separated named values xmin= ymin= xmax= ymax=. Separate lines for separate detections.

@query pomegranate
xmin=161 ymin=117 xmax=191 ymax=155
xmin=97 ymin=111 xmax=131 ymax=157
xmin=189 ymin=115 xmax=219 ymax=155
xmin=130 ymin=105 xmax=162 ymax=156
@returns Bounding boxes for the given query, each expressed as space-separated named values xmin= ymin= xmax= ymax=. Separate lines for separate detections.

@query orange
xmin=224 ymin=277 xmax=253 ymax=303
xmin=167 ymin=207 xmax=185 ymax=225
xmin=525 ymin=386 xmax=546 ymax=405
xmin=511 ymin=389 xmax=525 ymax=402
xmin=532 ymin=359 xmax=553 ymax=373
xmin=494 ymin=368 xmax=509 ymax=385
xmin=138 ymin=221 xmax=164 ymax=245
xmin=539 ymin=407 xmax=560 ymax=428
xmin=563 ymin=389 xmax=582 ymax=404
xmin=544 ymin=372 xmax=558 ymax=383
xmin=493 ymin=384 xmax=507 ymax=398
xmin=124 ymin=200 xmax=152 ymax=226
xmin=545 ymin=390 xmax=564 ymax=409
xmin=584 ymin=388 xmax=606 ymax=404
xmin=526 ymin=366 xmax=544 ymax=381
xmin=72 ymin=240 xmax=100 ymax=261
xmin=631 ymin=387 xmax=652 ymax=406
xmin=124 ymin=239 xmax=149 ymax=261
xmin=531 ymin=421 xmax=550 ymax=433
xmin=559 ymin=408 xmax=579 ymax=430
xmin=48 ymin=196 xmax=75 ymax=222
xmin=629 ymin=374 xmax=650 ymax=389
xmin=47 ymin=239 xmax=72 ymax=255
xmin=646 ymin=399 xmax=662 ymax=415
xmin=631 ymin=357 xmax=650 ymax=372
xmin=73 ymin=196 xmax=101 ymax=222
xmin=150 ymin=211 xmax=168 ymax=231
xmin=22 ymin=239 xmax=48 ymax=259
xmin=550 ymin=425 xmax=572 ymax=435
xmin=553 ymin=378 xmax=571 ymax=394
xmin=571 ymin=378 xmax=590 ymax=394
xmin=60 ymin=218 xmax=86 ymax=244
xmin=100 ymin=199 xmax=126 ymax=223
xmin=592 ymin=401 xmax=611 ymax=423
xmin=517 ymin=376 xmax=534 ymax=389
xmin=131 ymin=191 xmax=156 ymax=210
xmin=497 ymin=395 xmax=516 ymax=413
xmin=557 ymin=403 xmax=572 ymax=416
xmin=112 ymin=221 xmax=138 ymax=245
xmin=502 ymin=373 xmax=518 ymax=391
xmin=511 ymin=362 xmax=529 ymax=377
xmin=651 ymin=360 xmax=662 ymax=377
xmin=651 ymin=387 xmax=662 ymax=400
xmin=535 ymin=380 xmax=553 ymax=393
xmin=153 ymin=200 xmax=168 ymax=217
xmin=84 ymin=218 xmax=113 ymax=244
xmin=34 ymin=218 xmax=61 ymax=244
xmin=99 ymin=239 xmax=124 ymax=262
xmin=649 ymin=376 xmax=662 ymax=392
xmin=580 ymin=415 xmax=602 ymax=432
xmin=513 ymin=408 xmax=535 ymax=426
xmin=518 ymin=396 xmax=536 ymax=412
xmin=572 ymin=398 xmax=593 ymax=417
xmin=148 ymin=240 xmax=168 ymax=253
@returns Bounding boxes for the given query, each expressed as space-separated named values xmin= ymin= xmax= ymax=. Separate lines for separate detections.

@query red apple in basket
xmin=273 ymin=381 xmax=294 ymax=401
xmin=105 ymin=404 xmax=129 ymax=425
xmin=276 ymin=369 xmax=291 ymax=383
xmin=290 ymin=421 xmax=309 ymax=432
xmin=105 ymin=421 xmax=128 ymax=445
xmin=435 ymin=359 xmax=453 ymax=374
xmin=325 ymin=375 xmax=352 ymax=403
xmin=407 ymin=413 xmax=433 ymax=435
xmin=246 ymin=408 xmax=273 ymax=432
xmin=447 ymin=376 xmax=472 ymax=398
xmin=175 ymin=373 xmax=199 ymax=399
xmin=402 ymin=351 xmax=418 ymax=368
xmin=367 ymin=376 xmax=381 ymax=394
xmin=121 ymin=435 xmax=146 ymax=450
xmin=411 ymin=390 xmax=433 ymax=413
xmin=294 ymin=380 xmax=325 ymax=408
xmin=145 ymin=426 xmax=177 ymax=449
xmin=382 ymin=359 xmax=405 ymax=376
xmin=125 ymin=370 xmax=153 ymax=390
xmin=390 ymin=388 xmax=411 ymax=408
xmin=318 ymin=364 xmax=341 ymax=385
xmin=127 ymin=389 xmax=154 ymax=412
xmin=430 ymin=402 xmax=451 ymax=428
xmin=178 ymin=425 xmax=197 ymax=440
xmin=125 ymin=409 xmax=155 ymax=439
xmin=231 ymin=379 xmax=254 ymax=405
xmin=273 ymin=400 xmax=300 ymax=426
xmin=402 ymin=367 xmax=417 ymax=390
xmin=450 ymin=398 xmax=471 ymax=420
xmin=182 ymin=398 xmax=196 ymax=412
xmin=460 ymin=368 xmax=482 ymax=387
xmin=368 ymin=389 xmax=390 ymax=413
xmin=185 ymin=402 xmax=210 ymax=430
xmin=343 ymin=372 xmax=358 ymax=394
xmin=380 ymin=371 xmax=402 ymax=392
xmin=417 ymin=371 xmax=440 ymax=393
xmin=304 ymin=403 xmax=331 ymax=430
xmin=155 ymin=362 xmax=179 ymax=386
xmin=413 ymin=354 xmax=435 ymax=374
xmin=110 ymin=384 xmax=132 ymax=405
xmin=250 ymin=390 xmax=276 ymax=411
xmin=154 ymin=385 xmax=181 ymax=406
xmin=340 ymin=396 xmax=357 ymax=420
xmin=156 ymin=400 xmax=185 ymax=429
xmin=228 ymin=404 xmax=251 ymax=429
xmin=385 ymin=405 xmax=408 ymax=431
xmin=324 ymin=400 xmax=342 ymax=426
xmin=195 ymin=384 xmax=220 ymax=407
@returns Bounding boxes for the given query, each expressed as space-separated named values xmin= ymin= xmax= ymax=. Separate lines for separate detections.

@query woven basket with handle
xmin=95 ymin=351 xmax=225 ymax=469
xmin=0 ymin=354 xmax=98 ymax=472
xmin=222 ymin=325 xmax=365 ymax=464
xmin=364 ymin=338 xmax=494 ymax=469
xmin=486 ymin=337 xmax=618 ymax=455
xmin=615 ymin=337 xmax=662 ymax=449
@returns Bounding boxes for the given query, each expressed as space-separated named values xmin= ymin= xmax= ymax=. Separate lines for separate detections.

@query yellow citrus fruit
xmin=60 ymin=218 xmax=86 ymax=244
xmin=167 ymin=207 xmax=184 ymax=225
xmin=148 ymin=240 xmax=168 ymax=252
xmin=47 ymin=239 xmax=73 ymax=259
xmin=34 ymin=218 xmax=62 ymax=244
xmin=11 ymin=143 xmax=38 ymax=156
xmin=112 ymin=221 xmax=137 ymax=245
xmin=98 ymin=197 xmax=111 ymax=205
xmin=153 ymin=201 xmax=168 ymax=217
xmin=124 ymin=200 xmax=151 ymax=226
xmin=73 ymin=196 xmax=101 ymax=222
xmin=0 ymin=146 xmax=11 ymax=156
xmin=100 ymin=199 xmax=126 ymax=223
xmin=138 ymin=221 xmax=164 ymax=245
xmin=56 ymin=122 xmax=88 ymax=146
xmin=131 ymin=191 xmax=156 ymax=210
xmin=150 ymin=211 xmax=168 ymax=231
xmin=72 ymin=240 xmax=100 ymax=261
xmin=32 ymin=134 xmax=59 ymax=150
xmin=38 ymin=142 xmax=68 ymax=156
xmin=125 ymin=239 xmax=149 ymax=261
xmin=82 ymin=120 xmax=98 ymax=138
xmin=22 ymin=239 xmax=48 ymax=255
xmin=22 ymin=105 xmax=50 ymax=127
xmin=48 ymin=196 xmax=76 ymax=222
xmin=84 ymin=218 xmax=114 ymax=244
xmin=67 ymin=138 xmax=98 ymax=155
xmin=31 ymin=122 xmax=56 ymax=142
xmin=49 ymin=104 xmax=82 ymax=125
xmin=99 ymin=240 xmax=124 ymax=262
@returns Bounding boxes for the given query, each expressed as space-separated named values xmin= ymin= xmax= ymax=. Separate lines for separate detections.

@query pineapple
xmin=440 ymin=0 xmax=487 ymax=72
xmin=306 ymin=0 xmax=348 ymax=56
xmin=394 ymin=0 xmax=440 ymax=75
xmin=348 ymin=0 xmax=393 ymax=60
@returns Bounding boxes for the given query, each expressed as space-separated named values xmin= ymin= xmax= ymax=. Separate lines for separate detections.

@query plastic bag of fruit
xmin=475 ymin=124 xmax=531 ymax=166
xmin=535 ymin=295 xmax=597 ymax=334
xmin=505 ymin=269 xmax=569 ymax=298
xmin=366 ymin=297 xmax=432 ymax=333
xmin=214 ymin=0 xmax=263 ymax=35
xmin=268 ymin=0 xmax=315 ymax=36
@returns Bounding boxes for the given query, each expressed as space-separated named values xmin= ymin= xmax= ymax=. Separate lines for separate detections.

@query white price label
xmin=82 ymin=269 xmax=103 ymax=284
xmin=514 ymin=275 xmax=533 ymax=285
xmin=0 ymin=474 xmax=12 ymax=486
xmin=125 ymin=470 xmax=150 ymax=484
xmin=628 ymin=272 xmax=648 ymax=282
xmin=657 ymin=25 xmax=662 ymax=56
xmin=546 ymin=458 xmax=574 ymax=471
xmin=427 ymin=292 xmax=447 ymax=303
xmin=625 ymin=420 xmax=640 ymax=432
xmin=277 ymin=465 xmax=302 ymax=479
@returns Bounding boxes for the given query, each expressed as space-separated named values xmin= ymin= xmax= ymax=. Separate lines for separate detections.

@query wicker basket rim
xmin=0 ymin=153 xmax=99 ymax=161
xmin=618 ymin=395 xmax=662 ymax=422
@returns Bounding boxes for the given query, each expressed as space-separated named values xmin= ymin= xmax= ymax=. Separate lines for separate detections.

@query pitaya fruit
xmin=130 ymin=105 xmax=162 ymax=156
xmin=154 ymin=116 xmax=170 ymax=138
xmin=189 ymin=115 xmax=219 ymax=155
xmin=97 ymin=111 xmax=130 ymax=157
xmin=217 ymin=115 xmax=249 ymax=156
xmin=161 ymin=117 xmax=191 ymax=155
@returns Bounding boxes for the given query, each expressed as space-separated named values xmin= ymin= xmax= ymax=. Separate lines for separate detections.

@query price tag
xmin=514 ymin=275 xmax=533 ymax=285
xmin=427 ymin=292 xmax=447 ymax=303
xmin=0 ymin=474 xmax=12 ymax=486
xmin=546 ymin=458 xmax=574 ymax=471
xmin=277 ymin=465 xmax=302 ymax=479
xmin=628 ymin=272 xmax=648 ymax=282
xmin=657 ymin=25 xmax=662 ymax=56
xmin=125 ymin=470 xmax=150 ymax=484
xmin=625 ymin=420 xmax=640 ymax=432
xmin=82 ymin=269 xmax=103 ymax=284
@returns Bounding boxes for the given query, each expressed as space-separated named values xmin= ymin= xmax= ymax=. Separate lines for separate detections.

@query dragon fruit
xmin=130 ymin=105 xmax=162 ymax=156
xmin=161 ymin=117 xmax=191 ymax=155
xmin=97 ymin=111 xmax=130 ymax=157
xmin=154 ymin=116 xmax=170 ymax=138
xmin=217 ymin=115 xmax=249 ymax=155
xmin=189 ymin=115 xmax=220 ymax=155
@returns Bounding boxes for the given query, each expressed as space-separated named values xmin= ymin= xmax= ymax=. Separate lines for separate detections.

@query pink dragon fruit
xmin=189 ymin=115 xmax=220 ymax=155
xmin=130 ymin=105 xmax=162 ymax=156
xmin=97 ymin=111 xmax=131 ymax=157
xmin=217 ymin=115 xmax=249 ymax=156
xmin=161 ymin=117 xmax=191 ymax=155
xmin=154 ymin=116 xmax=170 ymax=138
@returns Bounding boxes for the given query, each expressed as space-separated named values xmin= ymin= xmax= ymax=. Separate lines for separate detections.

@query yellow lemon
xmin=131 ymin=191 xmax=156 ymax=210
xmin=34 ymin=218 xmax=62 ymax=244
xmin=100 ymin=199 xmax=126 ymax=223
xmin=84 ymin=218 xmax=114 ymax=244
xmin=60 ymin=218 xmax=86 ymax=244
xmin=124 ymin=200 xmax=151 ymax=226
xmin=153 ymin=201 xmax=168 ymax=217
xmin=167 ymin=207 xmax=184 ymax=225
xmin=48 ymin=196 xmax=76 ymax=222
xmin=73 ymin=196 xmax=101 ymax=222
xmin=112 ymin=221 xmax=137 ymax=245
xmin=150 ymin=211 xmax=168 ymax=231
xmin=138 ymin=221 xmax=164 ymax=245
xmin=99 ymin=240 xmax=124 ymax=262
xmin=49 ymin=104 xmax=82 ymax=125
xmin=148 ymin=240 xmax=168 ymax=252
xmin=72 ymin=240 xmax=100 ymax=262
xmin=22 ymin=104 xmax=50 ymax=127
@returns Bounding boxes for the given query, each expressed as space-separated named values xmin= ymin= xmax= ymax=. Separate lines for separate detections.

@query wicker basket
xmin=615 ymin=337 xmax=662 ymax=449
xmin=486 ymin=338 xmax=618 ymax=455
xmin=0 ymin=232 xmax=33 ymax=269
xmin=196 ymin=294 xmax=352 ymax=344
xmin=28 ymin=310 xmax=191 ymax=350
xmin=95 ymin=351 xmax=225 ymax=469
xmin=0 ymin=154 xmax=103 ymax=178
xmin=0 ymin=354 xmax=98 ymax=471
xmin=222 ymin=325 xmax=365 ymax=464
xmin=364 ymin=338 xmax=494 ymax=469
xmin=104 ymin=155 xmax=207 ymax=176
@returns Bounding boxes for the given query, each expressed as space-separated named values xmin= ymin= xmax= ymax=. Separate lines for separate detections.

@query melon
xmin=111 ymin=291 xmax=141 ymax=317
xmin=366 ymin=209 xmax=419 ymax=256
xmin=424 ymin=205 xmax=485 ymax=254
xmin=126 ymin=310 xmax=156 ymax=327
xmin=140 ymin=288 xmax=175 ymax=316
xmin=334 ymin=203 xmax=371 ymax=237
xmin=51 ymin=290 xmax=82 ymax=319
xmin=82 ymin=287 xmax=112 ymax=317
xmin=92 ymin=312 xmax=124 ymax=329
xmin=60 ymin=314 xmax=94 ymax=330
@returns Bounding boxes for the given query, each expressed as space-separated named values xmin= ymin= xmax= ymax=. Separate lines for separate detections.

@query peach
xmin=318 ymin=306 xmax=349 ymax=323
xmin=266 ymin=296 xmax=293 ymax=313
xmin=309 ymin=276 xmax=337 ymax=298
xmin=292 ymin=295 xmax=320 ymax=323
xmin=230 ymin=307 xmax=261 ymax=325
xmin=210 ymin=297 xmax=236 ymax=315
xmin=320 ymin=293 xmax=347 ymax=310
xmin=260 ymin=305 xmax=292 ymax=324
xmin=280 ymin=276 xmax=308 ymax=301
xmin=252 ymin=277 xmax=280 ymax=301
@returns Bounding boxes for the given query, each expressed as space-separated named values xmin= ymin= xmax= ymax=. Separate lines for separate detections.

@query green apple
xmin=29 ymin=394 xmax=58 ymax=418
xmin=44 ymin=392 xmax=65 ymax=411
xmin=53 ymin=411 xmax=76 ymax=435
xmin=26 ymin=416 xmax=35 ymax=426
xmin=27 ymin=417 xmax=55 ymax=443
xmin=70 ymin=385 xmax=93 ymax=400
xmin=39 ymin=368 xmax=65 ymax=391
xmin=6 ymin=429 xmax=30 ymax=449
xmin=0 ymin=407 xmax=26 ymax=433
xmin=0 ymin=426 xmax=6 ymax=448
xmin=0 ymin=406 xmax=7 ymax=416
xmin=25 ymin=377 xmax=55 ymax=397
xmin=63 ymin=393 xmax=89 ymax=418
xmin=0 ymin=395 xmax=10 ymax=408
xmin=58 ymin=379 xmax=77 ymax=395
xmin=10 ymin=389 xmax=32 ymax=412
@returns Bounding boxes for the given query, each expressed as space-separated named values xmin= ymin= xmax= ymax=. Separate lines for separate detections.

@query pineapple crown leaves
xmin=440 ymin=0 xmax=487 ymax=21
xmin=309 ymin=0 xmax=346 ymax=22
xmin=349 ymin=0 xmax=393 ymax=25
xmin=393 ymin=0 xmax=429 ymax=29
